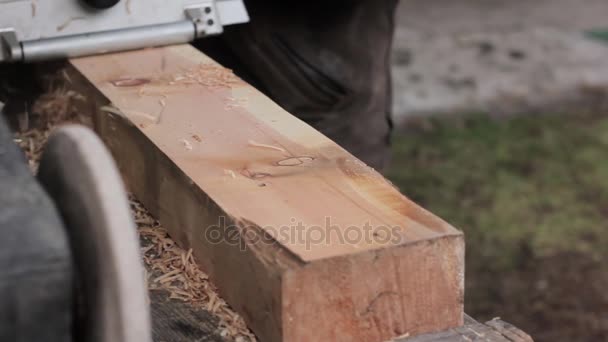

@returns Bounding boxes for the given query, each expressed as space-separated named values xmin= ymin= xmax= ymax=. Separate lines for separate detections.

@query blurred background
xmin=389 ymin=1 xmax=608 ymax=341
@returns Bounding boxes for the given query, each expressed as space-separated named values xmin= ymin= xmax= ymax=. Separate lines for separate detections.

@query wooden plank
xmin=67 ymin=45 xmax=464 ymax=342
xmin=149 ymin=290 xmax=227 ymax=342
xmin=399 ymin=316 xmax=534 ymax=342
xmin=484 ymin=318 xmax=534 ymax=342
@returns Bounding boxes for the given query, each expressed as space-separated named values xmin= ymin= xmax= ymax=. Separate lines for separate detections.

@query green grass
xmin=389 ymin=113 xmax=608 ymax=263
xmin=387 ymin=113 xmax=608 ymax=340
xmin=586 ymin=29 xmax=608 ymax=44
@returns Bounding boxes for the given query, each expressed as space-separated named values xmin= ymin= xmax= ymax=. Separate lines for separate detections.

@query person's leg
xmin=196 ymin=0 xmax=399 ymax=170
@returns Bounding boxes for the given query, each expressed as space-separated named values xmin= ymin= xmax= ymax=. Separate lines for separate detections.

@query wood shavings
xmin=181 ymin=139 xmax=193 ymax=151
xmin=14 ymin=127 xmax=46 ymax=173
xmin=137 ymin=86 xmax=147 ymax=97
xmin=158 ymin=98 xmax=167 ymax=116
xmin=13 ymin=83 xmax=88 ymax=172
xmin=111 ymin=78 xmax=150 ymax=87
xmin=167 ymin=63 xmax=244 ymax=90
xmin=131 ymin=197 xmax=256 ymax=341
xmin=391 ymin=332 xmax=411 ymax=340
xmin=56 ymin=16 xmax=85 ymax=32
xmin=224 ymin=169 xmax=237 ymax=179
xmin=224 ymin=97 xmax=249 ymax=110
xmin=247 ymin=140 xmax=287 ymax=155
xmin=100 ymin=105 xmax=126 ymax=118
xmin=102 ymin=105 xmax=161 ymax=126
xmin=61 ymin=69 xmax=73 ymax=84
xmin=154 ymin=269 xmax=181 ymax=283
xmin=122 ymin=109 xmax=161 ymax=124
xmin=31 ymin=86 xmax=87 ymax=126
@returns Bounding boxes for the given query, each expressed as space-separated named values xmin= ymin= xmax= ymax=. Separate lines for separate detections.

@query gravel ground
xmin=392 ymin=0 xmax=608 ymax=124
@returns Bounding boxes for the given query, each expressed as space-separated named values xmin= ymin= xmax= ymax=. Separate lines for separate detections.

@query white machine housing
xmin=0 ymin=0 xmax=249 ymax=62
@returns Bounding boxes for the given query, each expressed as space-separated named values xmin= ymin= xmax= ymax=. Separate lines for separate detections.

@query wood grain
xmin=149 ymin=290 xmax=226 ymax=342
xmin=400 ymin=316 xmax=534 ymax=342
xmin=68 ymin=45 xmax=465 ymax=342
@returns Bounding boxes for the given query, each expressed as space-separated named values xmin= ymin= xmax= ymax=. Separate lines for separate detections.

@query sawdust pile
xmin=11 ymin=86 xmax=256 ymax=342
xmin=168 ymin=63 xmax=244 ymax=89
xmin=131 ymin=197 xmax=256 ymax=342
xmin=14 ymin=127 xmax=49 ymax=172
xmin=13 ymin=85 xmax=87 ymax=172
xmin=32 ymin=87 xmax=88 ymax=126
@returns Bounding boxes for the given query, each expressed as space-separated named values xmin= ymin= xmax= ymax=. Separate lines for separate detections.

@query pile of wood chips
xmin=11 ymin=86 xmax=256 ymax=342
xmin=133 ymin=198 xmax=256 ymax=342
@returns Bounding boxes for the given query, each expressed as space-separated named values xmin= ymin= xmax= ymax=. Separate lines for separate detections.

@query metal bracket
xmin=185 ymin=1 xmax=224 ymax=37
xmin=0 ymin=29 xmax=23 ymax=62
xmin=0 ymin=0 xmax=248 ymax=63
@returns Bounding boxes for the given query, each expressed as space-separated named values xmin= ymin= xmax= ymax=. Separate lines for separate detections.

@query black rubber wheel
xmin=81 ymin=0 xmax=121 ymax=9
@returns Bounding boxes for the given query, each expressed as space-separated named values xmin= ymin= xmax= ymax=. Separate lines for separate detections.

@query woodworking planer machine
xmin=0 ymin=1 xmax=249 ymax=341
xmin=0 ymin=0 xmax=249 ymax=62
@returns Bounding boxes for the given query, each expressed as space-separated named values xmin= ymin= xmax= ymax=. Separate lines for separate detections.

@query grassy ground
xmin=388 ymin=113 xmax=608 ymax=342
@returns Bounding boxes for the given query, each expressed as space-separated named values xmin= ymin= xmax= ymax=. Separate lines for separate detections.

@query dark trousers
xmin=196 ymin=0 xmax=399 ymax=170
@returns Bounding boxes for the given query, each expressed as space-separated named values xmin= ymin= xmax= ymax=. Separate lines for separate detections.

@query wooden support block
xmin=68 ymin=45 xmax=464 ymax=342
xmin=400 ymin=316 xmax=534 ymax=342
xmin=150 ymin=290 xmax=226 ymax=342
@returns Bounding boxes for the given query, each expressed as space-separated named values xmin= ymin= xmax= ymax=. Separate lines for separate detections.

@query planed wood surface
xmin=68 ymin=45 xmax=465 ymax=342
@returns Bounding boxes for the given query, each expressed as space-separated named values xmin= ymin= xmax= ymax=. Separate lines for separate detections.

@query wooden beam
xmin=399 ymin=316 xmax=533 ymax=342
xmin=150 ymin=290 xmax=226 ymax=342
xmin=67 ymin=45 xmax=464 ymax=342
